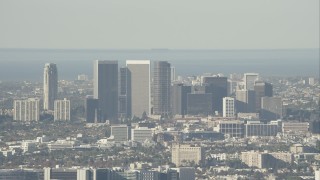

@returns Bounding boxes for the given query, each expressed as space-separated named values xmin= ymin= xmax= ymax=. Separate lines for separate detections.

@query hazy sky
xmin=0 ymin=0 xmax=319 ymax=49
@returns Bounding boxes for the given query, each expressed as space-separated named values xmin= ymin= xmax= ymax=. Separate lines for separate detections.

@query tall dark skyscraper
xmin=236 ymin=89 xmax=256 ymax=113
xmin=118 ymin=67 xmax=131 ymax=119
xmin=85 ymin=95 xmax=99 ymax=123
xmin=171 ymin=83 xmax=191 ymax=116
xmin=43 ymin=63 xmax=58 ymax=111
xmin=93 ymin=60 xmax=118 ymax=123
xmin=202 ymin=76 xmax=228 ymax=114
xmin=254 ymin=81 xmax=273 ymax=111
xmin=153 ymin=61 xmax=171 ymax=116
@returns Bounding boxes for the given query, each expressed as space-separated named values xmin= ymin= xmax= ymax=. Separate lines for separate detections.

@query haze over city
xmin=0 ymin=0 xmax=319 ymax=180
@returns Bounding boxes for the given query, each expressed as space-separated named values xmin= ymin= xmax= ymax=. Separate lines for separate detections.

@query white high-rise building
xmin=126 ymin=60 xmax=151 ymax=118
xmin=223 ymin=97 xmax=235 ymax=118
xmin=14 ymin=98 xmax=40 ymax=121
xmin=315 ymin=169 xmax=320 ymax=180
xmin=44 ymin=63 xmax=58 ymax=111
xmin=244 ymin=73 xmax=259 ymax=90
xmin=54 ymin=98 xmax=71 ymax=121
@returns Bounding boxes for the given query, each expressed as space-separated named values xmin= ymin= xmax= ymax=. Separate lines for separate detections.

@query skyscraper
xmin=118 ymin=67 xmax=131 ymax=119
xmin=223 ymin=97 xmax=235 ymax=118
xmin=261 ymin=97 xmax=283 ymax=120
xmin=153 ymin=61 xmax=171 ymax=116
xmin=93 ymin=60 xmax=118 ymax=123
xmin=43 ymin=63 xmax=58 ymax=111
xmin=201 ymin=76 xmax=228 ymax=114
xmin=254 ymin=81 xmax=273 ymax=111
xmin=85 ymin=95 xmax=99 ymax=123
xmin=236 ymin=89 xmax=256 ymax=113
xmin=171 ymin=83 xmax=191 ymax=116
xmin=244 ymin=73 xmax=259 ymax=90
xmin=126 ymin=60 xmax=150 ymax=118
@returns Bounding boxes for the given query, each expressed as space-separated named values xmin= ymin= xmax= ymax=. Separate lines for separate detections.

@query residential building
xmin=54 ymin=98 xmax=71 ymax=121
xmin=13 ymin=98 xmax=40 ymax=121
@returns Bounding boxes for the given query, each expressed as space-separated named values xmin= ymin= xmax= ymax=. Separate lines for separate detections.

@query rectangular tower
xmin=223 ymin=97 xmax=235 ymax=118
xmin=85 ymin=95 xmax=100 ymax=123
xmin=93 ymin=60 xmax=118 ymax=123
xmin=201 ymin=76 xmax=228 ymax=114
xmin=118 ymin=67 xmax=131 ymax=119
xmin=236 ymin=89 xmax=256 ymax=113
xmin=244 ymin=73 xmax=259 ymax=90
xmin=14 ymin=98 xmax=40 ymax=121
xmin=254 ymin=81 xmax=273 ymax=111
xmin=171 ymin=84 xmax=191 ymax=116
xmin=54 ymin=98 xmax=71 ymax=121
xmin=126 ymin=60 xmax=150 ymax=118
xmin=153 ymin=61 xmax=171 ymax=116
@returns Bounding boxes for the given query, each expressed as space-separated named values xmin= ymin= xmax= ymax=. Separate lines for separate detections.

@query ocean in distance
xmin=0 ymin=48 xmax=318 ymax=81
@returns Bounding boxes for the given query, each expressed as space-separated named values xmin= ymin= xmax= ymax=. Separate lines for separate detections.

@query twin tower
xmin=91 ymin=60 xmax=171 ymax=123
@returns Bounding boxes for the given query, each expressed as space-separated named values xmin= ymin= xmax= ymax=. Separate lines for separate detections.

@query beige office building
xmin=126 ymin=60 xmax=150 ymax=118
xmin=171 ymin=144 xmax=203 ymax=167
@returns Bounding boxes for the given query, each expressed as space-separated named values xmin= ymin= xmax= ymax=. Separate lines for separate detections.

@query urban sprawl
xmin=0 ymin=60 xmax=319 ymax=180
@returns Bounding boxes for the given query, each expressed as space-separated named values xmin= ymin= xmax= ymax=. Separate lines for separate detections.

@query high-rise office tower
xmin=236 ymin=89 xmax=256 ymax=113
xmin=244 ymin=73 xmax=259 ymax=90
xmin=171 ymin=84 xmax=191 ymax=116
xmin=261 ymin=97 xmax=283 ymax=120
xmin=93 ymin=60 xmax=118 ymax=123
xmin=126 ymin=60 xmax=150 ymax=118
xmin=201 ymin=76 xmax=228 ymax=114
xmin=43 ymin=63 xmax=58 ymax=111
xmin=54 ymin=98 xmax=71 ymax=121
xmin=254 ymin=81 xmax=273 ymax=111
xmin=14 ymin=98 xmax=40 ymax=121
xmin=85 ymin=95 xmax=99 ymax=123
xmin=118 ymin=67 xmax=131 ymax=119
xmin=187 ymin=93 xmax=213 ymax=116
xmin=153 ymin=61 xmax=171 ymax=116
xmin=223 ymin=97 xmax=235 ymax=118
